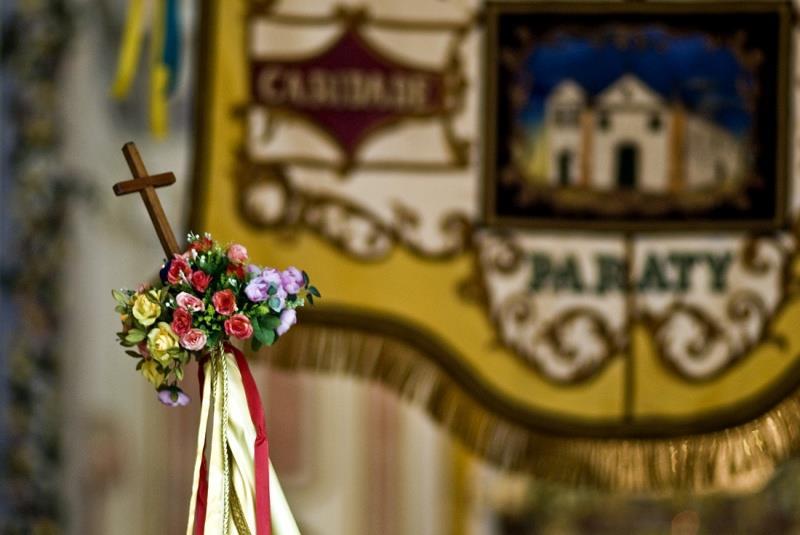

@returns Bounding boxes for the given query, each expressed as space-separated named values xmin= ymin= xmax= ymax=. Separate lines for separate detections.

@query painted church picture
xmin=483 ymin=2 xmax=790 ymax=230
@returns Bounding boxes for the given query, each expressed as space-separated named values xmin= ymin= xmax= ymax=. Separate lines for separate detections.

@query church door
xmin=616 ymin=143 xmax=638 ymax=189
xmin=558 ymin=150 xmax=572 ymax=186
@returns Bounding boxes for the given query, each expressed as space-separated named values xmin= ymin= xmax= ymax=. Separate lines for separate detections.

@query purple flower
xmin=268 ymin=285 xmax=287 ymax=312
xmin=246 ymin=264 xmax=262 ymax=277
xmin=280 ymin=267 xmax=304 ymax=294
xmin=157 ymin=387 xmax=190 ymax=407
xmin=245 ymin=268 xmax=285 ymax=303
xmin=245 ymin=277 xmax=270 ymax=302
xmin=276 ymin=308 xmax=297 ymax=336
xmin=261 ymin=268 xmax=282 ymax=286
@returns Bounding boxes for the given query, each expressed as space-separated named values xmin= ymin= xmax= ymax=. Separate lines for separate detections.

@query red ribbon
xmin=194 ymin=346 xmax=271 ymax=534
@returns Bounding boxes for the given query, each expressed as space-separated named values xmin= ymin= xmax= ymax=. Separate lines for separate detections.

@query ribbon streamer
xmin=149 ymin=0 xmax=168 ymax=138
xmin=110 ymin=0 xmax=146 ymax=99
xmin=111 ymin=0 xmax=181 ymax=137
xmin=186 ymin=346 xmax=300 ymax=535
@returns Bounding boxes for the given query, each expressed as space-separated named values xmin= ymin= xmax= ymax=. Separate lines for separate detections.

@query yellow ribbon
xmin=110 ymin=0 xmax=146 ymax=99
xmin=149 ymin=0 xmax=169 ymax=138
xmin=185 ymin=359 xmax=212 ymax=535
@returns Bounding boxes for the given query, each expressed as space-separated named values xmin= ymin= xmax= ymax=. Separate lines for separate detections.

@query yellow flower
xmin=140 ymin=359 xmax=164 ymax=387
xmin=147 ymin=322 xmax=179 ymax=364
xmin=132 ymin=293 xmax=161 ymax=327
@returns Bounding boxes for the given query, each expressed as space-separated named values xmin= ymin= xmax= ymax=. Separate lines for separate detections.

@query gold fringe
xmin=251 ymin=323 xmax=800 ymax=494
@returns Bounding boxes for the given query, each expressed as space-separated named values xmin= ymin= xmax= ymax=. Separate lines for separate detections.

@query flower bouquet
xmin=113 ymin=232 xmax=319 ymax=406
xmin=113 ymin=232 xmax=319 ymax=535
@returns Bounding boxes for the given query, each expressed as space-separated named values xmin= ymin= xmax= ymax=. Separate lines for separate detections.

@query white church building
xmin=543 ymin=75 xmax=745 ymax=193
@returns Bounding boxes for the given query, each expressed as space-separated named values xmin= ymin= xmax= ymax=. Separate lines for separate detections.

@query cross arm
xmin=112 ymin=172 xmax=176 ymax=195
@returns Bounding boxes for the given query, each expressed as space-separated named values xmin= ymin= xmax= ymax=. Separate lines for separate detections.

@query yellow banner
xmin=192 ymin=0 xmax=800 ymax=492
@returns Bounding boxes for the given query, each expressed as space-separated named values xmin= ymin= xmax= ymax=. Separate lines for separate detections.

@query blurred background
xmin=4 ymin=1 xmax=800 ymax=534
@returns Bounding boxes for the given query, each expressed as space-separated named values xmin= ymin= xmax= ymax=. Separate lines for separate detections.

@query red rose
xmin=167 ymin=254 xmax=191 ymax=285
xmin=171 ymin=307 xmax=192 ymax=336
xmin=226 ymin=263 xmax=245 ymax=279
xmin=189 ymin=236 xmax=213 ymax=253
xmin=212 ymin=289 xmax=237 ymax=316
xmin=224 ymin=313 xmax=253 ymax=340
xmin=191 ymin=270 xmax=213 ymax=293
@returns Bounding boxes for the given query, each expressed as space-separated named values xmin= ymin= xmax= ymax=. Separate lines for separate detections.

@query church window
xmin=558 ymin=150 xmax=573 ymax=186
xmin=649 ymin=112 xmax=662 ymax=132
xmin=598 ymin=110 xmax=610 ymax=131
xmin=556 ymin=108 xmax=580 ymax=127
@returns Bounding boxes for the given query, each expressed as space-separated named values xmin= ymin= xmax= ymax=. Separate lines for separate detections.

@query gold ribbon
xmin=110 ymin=0 xmax=146 ymax=99
xmin=149 ymin=0 xmax=169 ymax=138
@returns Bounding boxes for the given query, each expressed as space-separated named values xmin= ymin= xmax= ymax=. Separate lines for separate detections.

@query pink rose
xmin=176 ymin=292 xmax=205 ymax=312
xmin=212 ymin=289 xmax=237 ymax=316
xmin=227 ymin=244 xmax=248 ymax=264
xmin=167 ymin=254 xmax=191 ymax=285
xmin=180 ymin=328 xmax=207 ymax=351
xmin=171 ymin=307 xmax=192 ymax=336
xmin=190 ymin=270 xmax=212 ymax=293
xmin=224 ymin=314 xmax=253 ymax=340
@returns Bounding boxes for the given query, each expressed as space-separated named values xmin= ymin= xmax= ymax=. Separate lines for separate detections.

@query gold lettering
xmin=258 ymin=66 xmax=438 ymax=112
xmin=258 ymin=67 xmax=285 ymax=104
xmin=308 ymin=69 xmax=331 ymax=107
xmin=405 ymin=75 xmax=430 ymax=112
xmin=285 ymin=69 xmax=307 ymax=105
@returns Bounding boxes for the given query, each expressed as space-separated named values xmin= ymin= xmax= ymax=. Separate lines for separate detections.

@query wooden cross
xmin=113 ymin=142 xmax=181 ymax=258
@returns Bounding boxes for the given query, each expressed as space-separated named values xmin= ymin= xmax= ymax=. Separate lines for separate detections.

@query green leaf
xmin=267 ymin=296 xmax=281 ymax=312
xmin=255 ymin=327 xmax=276 ymax=346
xmin=125 ymin=350 xmax=141 ymax=358
xmin=251 ymin=338 xmax=262 ymax=352
xmin=114 ymin=304 xmax=127 ymax=314
xmin=259 ymin=315 xmax=281 ymax=330
xmin=252 ymin=319 xmax=265 ymax=340
xmin=207 ymin=331 xmax=221 ymax=347
xmin=135 ymin=360 xmax=144 ymax=371
xmin=302 ymin=270 xmax=309 ymax=285
xmin=307 ymin=295 xmax=314 ymax=305
xmin=112 ymin=289 xmax=129 ymax=305
xmin=175 ymin=366 xmax=184 ymax=381
xmin=125 ymin=329 xmax=146 ymax=344
xmin=308 ymin=286 xmax=321 ymax=298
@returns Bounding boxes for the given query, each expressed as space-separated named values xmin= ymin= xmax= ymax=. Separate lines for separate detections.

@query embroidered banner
xmin=192 ymin=0 xmax=800 ymax=491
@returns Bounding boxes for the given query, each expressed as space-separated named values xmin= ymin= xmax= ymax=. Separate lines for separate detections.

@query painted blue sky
xmin=518 ymin=27 xmax=755 ymax=137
